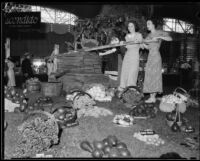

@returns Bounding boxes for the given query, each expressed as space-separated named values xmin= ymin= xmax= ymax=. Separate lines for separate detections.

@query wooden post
xmin=53 ymin=44 xmax=59 ymax=73
xmin=5 ymin=38 xmax=10 ymax=58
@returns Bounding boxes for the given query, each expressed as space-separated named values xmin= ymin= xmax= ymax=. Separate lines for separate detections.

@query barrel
xmin=41 ymin=82 xmax=62 ymax=97
xmin=27 ymin=82 xmax=41 ymax=93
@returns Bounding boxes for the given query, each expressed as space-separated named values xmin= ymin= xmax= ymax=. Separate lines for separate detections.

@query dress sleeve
xmin=159 ymin=30 xmax=170 ymax=37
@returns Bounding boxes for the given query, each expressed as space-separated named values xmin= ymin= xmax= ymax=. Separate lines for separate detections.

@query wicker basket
xmin=26 ymin=81 xmax=41 ymax=93
xmin=120 ymin=86 xmax=144 ymax=106
xmin=22 ymin=110 xmax=59 ymax=133
xmin=166 ymin=108 xmax=182 ymax=127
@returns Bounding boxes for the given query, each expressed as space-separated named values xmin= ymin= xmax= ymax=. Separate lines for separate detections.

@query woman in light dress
xmin=118 ymin=21 xmax=143 ymax=95
xmin=6 ymin=57 xmax=16 ymax=87
xmin=142 ymin=19 xmax=172 ymax=103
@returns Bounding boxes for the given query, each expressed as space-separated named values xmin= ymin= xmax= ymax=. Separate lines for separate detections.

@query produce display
xmin=51 ymin=106 xmax=78 ymax=128
xmin=14 ymin=96 xmax=53 ymax=113
xmin=66 ymin=90 xmax=83 ymax=101
xmin=4 ymin=86 xmax=29 ymax=113
xmin=120 ymin=86 xmax=143 ymax=106
xmin=80 ymin=135 xmax=132 ymax=158
xmin=166 ymin=111 xmax=195 ymax=133
xmin=34 ymin=96 xmax=53 ymax=108
xmin=113 ymin=114 xmax=134 ymax=127
xmin=4 ymin=86 xmax=27 ymax=104
xmin=129 ymin=103 xmax=157 ymax=119
xmin=72 ymin=92 xmax=96 ymax=110
xmin=85 ymin=84 xmax=113 ymax=102
xmin=5 ymin=98 xmax=20 ymax=112
xmin=77 ymin=106 xmax=113 ymax=118
xmin=14 ymin=111 xmax=59 ymax=158
xmin=26 ymin=77 xmax=40 ymax=84
xmin=133 ymin=129 xmax=165 ymax=146
xmin=159 ymin=93 xmax=187 ymax=113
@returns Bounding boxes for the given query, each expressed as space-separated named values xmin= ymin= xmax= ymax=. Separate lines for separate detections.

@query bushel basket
xmin=120 ymin=86 xmax=144 ymax=107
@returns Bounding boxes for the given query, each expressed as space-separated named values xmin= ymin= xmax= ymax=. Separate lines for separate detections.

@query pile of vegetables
xmin=133 ymin=129 xmax=165 ymax=146
xmin=120 ymin=86 xmax=143 ymax=106
xmin=14 ymin=96 xmax=53 ymax=113
xmin=26 ymin=77 xmax=40 ymax=84
xmin=33 ymin=96 xmax=53 ymax=108
xmin=80 ymin=135 xmax=132 ymax=158
xmin=72 ymin=92 xmax=96 ymax=110
xmin=84 ymin=84 xmax=113 ymax=102
xmin=166 ymin=111 xmax=195 ymax=133
xmin=51 ymin=106 xmax=78 ymax=128
xmin=162 ymin=94 xmax=184 ymax=104
xmin=4 ymin=86 xmax=27 ymax=104
xmin=77 ymin=106 xmax=113 ymax=118
xmin=4 ymin=86 xmax=30 ymax=113
xmin=112 ymin=114 xmax=134 ymax=127
xmin=66 ymin=90 xmax=82 ymax=101
xmin=129 ymin=103 xmax=157 ymax=119
xmin=14 ymin=111 xmax=59 ymax=158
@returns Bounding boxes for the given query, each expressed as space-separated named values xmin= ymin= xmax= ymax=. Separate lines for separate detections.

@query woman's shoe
xmin=145 ymin=97 xmax=156 ymax=103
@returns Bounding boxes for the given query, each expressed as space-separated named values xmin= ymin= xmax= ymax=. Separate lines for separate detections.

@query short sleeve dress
xmin=143 ymin=30 xmax=169 ymax=93
xmin=119 ymin=32 xmax=143 ymax=89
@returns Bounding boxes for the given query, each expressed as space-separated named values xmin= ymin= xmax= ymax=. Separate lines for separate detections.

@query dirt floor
xmin=4 ymin=87 xmax=200 ymax=159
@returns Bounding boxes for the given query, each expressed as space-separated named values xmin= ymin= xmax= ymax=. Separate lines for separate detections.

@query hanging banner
xmin=4 ymin=12 xmax=41 ymax=28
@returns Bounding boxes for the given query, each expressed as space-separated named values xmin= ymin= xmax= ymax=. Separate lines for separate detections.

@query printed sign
xmin=4 ymin=12 xmax=41 ymax=28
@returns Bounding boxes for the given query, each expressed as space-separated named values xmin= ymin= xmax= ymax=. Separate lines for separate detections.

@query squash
xmin=93 ymin=140 xmax=104 ymax=150
xmin=107 ymin=135 xmax=118 ymax=147
xmin=102 ymin=138 xmax=109 ymax=146
xmin=108 ymin=147 xmax=120 ymax=158
xmin=118 ymin=148 xmax=131 ymax=157
xmin=171 ymin=122 xmax=180 ymax=132
xmin=80 ymin=141 xmax=93 ymax=153
xmin=116 ymin=142 xmax=127 ymax=149
xmin=103 ymin=145 xmax=112 ymax=155
xmin=92 ymin=149 xmax=103 ymax=158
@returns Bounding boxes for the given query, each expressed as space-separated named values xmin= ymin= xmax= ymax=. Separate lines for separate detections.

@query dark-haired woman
xmin=118 ymin=21 xmax=143 ymax=94
xmin=142 ymin=19 xmax=172 ymax=103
